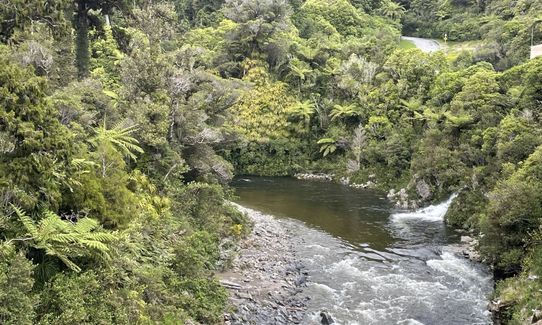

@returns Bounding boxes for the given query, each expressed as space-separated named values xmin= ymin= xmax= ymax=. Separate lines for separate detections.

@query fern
xmin=90 ymin=119 xmax=144 ymax=161
xmin=330 ymin=103 xmax=359 ymax=121
xmin=11 ymin=205 xmax=117 ymax=272
xmin=317 ymin=138 xmax=338 ymax=157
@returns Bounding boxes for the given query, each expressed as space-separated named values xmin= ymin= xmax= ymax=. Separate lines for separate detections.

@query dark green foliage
xmin=0 ymin=244 xmax=35 ymax=325
xmin=0 ymin=2 xmax=252 ymax=322
xmin=173 ymin=231 xmax=220 ymax=277
xmin=226 ymin=139 xmax=311 ymax=176
xmin=445 ymin=190 xmax=487 ymax=227
xmin=0 ymin=0 xmax=70 ymax=42
xmin=37 ymin=271 xmax=131 ymax=324
xmin=402 ymin=0 xmax=542 ymax=69
xmin=0 ymin=46 xmax=75 ymax=211
xmin=480 ymin=146 xmax=542 ymax=273
xmin=177 ymin=277 xmax=228 ymax=324
xmin=1 ymin=0 xmax=542 ymax=322
xmin=171 ymin=182 xmax=249 ymax=236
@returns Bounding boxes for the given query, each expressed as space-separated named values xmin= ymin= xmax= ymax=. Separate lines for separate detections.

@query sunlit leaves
xmin=330 ymin=103 xmax=360 ymax=121
xmin=90 ymin=119 xmax=143 ymax=160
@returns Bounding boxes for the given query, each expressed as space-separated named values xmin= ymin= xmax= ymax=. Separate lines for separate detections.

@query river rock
xmin=219 ymin=203 xmax=309 ymax=324
xmin=294 ymin=173 xmax=333 ymax=181
xmin=461 ymin=236 xmax=474 ymax=243
xmin=416 ymin=179 xmax=432 ymax=200
xmin=320 ymin=311 xmax=335 ymax=324
xmin=532 ymin=309 xmax=542 ymax=323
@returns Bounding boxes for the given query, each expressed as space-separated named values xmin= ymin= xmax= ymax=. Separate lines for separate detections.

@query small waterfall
xmin=389 ymin=194 xmax=458 ymax=242
xmin=390 ymin=194 xmax=458 ymax=223
xmin=232 ymin=178 xmax=492 ymax=325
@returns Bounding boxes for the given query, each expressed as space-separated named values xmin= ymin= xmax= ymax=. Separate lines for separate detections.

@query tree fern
xmin=11 ymin=205 xmax=117 ymax=272
xmin=11 ymin=206 xmax=39 ymax=238
xmin=330 ymin=103 xmax=360 ymax=121
xmin=89 ymin=118 xmax=144 ymax=177
xmin=317 ymin=138 xmax=337 ymax=157
xmin=290 ymin=100 xmax=315 ymax=132
xmin=89 ymin=119 xmax=144 ymax=161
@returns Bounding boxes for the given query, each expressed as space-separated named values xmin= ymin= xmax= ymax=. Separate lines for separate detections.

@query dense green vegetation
xmin=1 ymin=0 xmax=542 ymax=323
xmin=402 ymin=0 xmax=542 ymax=69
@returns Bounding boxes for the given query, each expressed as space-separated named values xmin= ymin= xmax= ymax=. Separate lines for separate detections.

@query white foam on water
xmin=232 ymin=201 xmax=492 ymax=325
xmin=398 ymin=319 xmax=426 ymax=325
xmin=326 ymin=257 xmax=365 ymax=278
xmin=427 ymin=251 xmax=492 ymax=285
xmin=309 ymin=282 xmax=339 ymax=298
xmin=305 ymin=244 xmax=331 ymax=252
xmin=390 ymin=194 xmax=458 ymax=223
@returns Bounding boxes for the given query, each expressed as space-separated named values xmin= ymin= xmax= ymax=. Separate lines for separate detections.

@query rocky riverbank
xmin=294 ymin=172 xmax=376 ymax=189
xmin=446 ymin=234 xmax=482 ymax=262
xmin=219 ymin=204 xmax=310 ymax=324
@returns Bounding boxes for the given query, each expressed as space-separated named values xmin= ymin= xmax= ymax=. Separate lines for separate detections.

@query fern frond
xmin=50 ymin=233 xmax=79 ymax=244
xmin=56 ymin=254 xmax=81 ymax=273
xmin=11 ymin=205 xmax=39 ymax=238
xmin=73 ymin=218 xmax=99 ymax=234
xmin=88 ymin=232 xmax=117 ymax=242
xmin=80 ymin=239 xmax=110 ymax=252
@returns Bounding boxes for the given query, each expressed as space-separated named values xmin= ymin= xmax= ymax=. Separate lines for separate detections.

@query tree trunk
xmin=75 ymin=0 xmax=89 ymax=79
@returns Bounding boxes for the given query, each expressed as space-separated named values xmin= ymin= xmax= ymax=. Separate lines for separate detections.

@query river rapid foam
xmin=231 ymin=178 xmax=493 ymax=325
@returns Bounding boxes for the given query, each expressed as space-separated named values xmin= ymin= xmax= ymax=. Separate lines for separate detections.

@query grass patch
xmin=399 ymin=39 xmax=416 ymax=49
xmin=442 ymin=40 xmax=483 ymax=52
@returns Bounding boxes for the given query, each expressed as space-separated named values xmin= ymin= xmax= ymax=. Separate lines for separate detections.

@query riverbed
xmin=227 ymin=176 xmax=493 ymax=324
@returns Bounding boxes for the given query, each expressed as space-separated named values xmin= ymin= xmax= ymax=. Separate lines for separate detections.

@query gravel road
xmin=402 ymin=36 xmax=441 ymax=53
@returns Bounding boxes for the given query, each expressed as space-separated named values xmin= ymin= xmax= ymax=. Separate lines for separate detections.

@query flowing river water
xmin=231 ymin=177 xmax=493 ymax=325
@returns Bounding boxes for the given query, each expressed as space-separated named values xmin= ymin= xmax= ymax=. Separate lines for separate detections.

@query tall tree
xmin=73 ymin=0 xmax=129 ymax=78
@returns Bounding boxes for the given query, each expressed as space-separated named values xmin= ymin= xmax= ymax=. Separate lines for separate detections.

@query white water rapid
xmin=233 ymin=178 xmax=493 ymax=325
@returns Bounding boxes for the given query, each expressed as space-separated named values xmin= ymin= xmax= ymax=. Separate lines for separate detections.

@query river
xmin=231 ymin=176 xmax=493 ymax=325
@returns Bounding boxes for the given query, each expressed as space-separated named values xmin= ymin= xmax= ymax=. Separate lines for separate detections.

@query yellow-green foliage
xmin=90 ymin=25 xmax=124 ymax=92
xmin=227 ymin=61 xmax=297 ymax=142
xmin=300 ymin=0 xmax=385 ymax=38
xmin=183 ymin=19 xmax=238 ymax=62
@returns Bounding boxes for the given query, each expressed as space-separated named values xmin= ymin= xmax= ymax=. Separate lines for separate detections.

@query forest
xmin=1 ymin=0 xmax=542 ymax=323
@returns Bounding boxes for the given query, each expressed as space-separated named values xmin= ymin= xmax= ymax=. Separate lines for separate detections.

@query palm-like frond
xmin=330 ymin=104 xmax=359 ymax=121
xmin=90 ymin=119 xmax=144 ymax=161
xmin=12 ymin=206 xmax=117 ymax=272
xmin=317 ymin=138 xmax=337 ymax=157
xmin=11 ymin=205 xmax=39 ymax=238
xmin=73 ymin=218 xmax=98 ymax=233
xmin=290 ymin=100 xmax=315 ymax=119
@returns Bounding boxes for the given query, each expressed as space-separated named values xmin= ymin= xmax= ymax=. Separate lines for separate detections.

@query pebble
xmin=219 ymin=203 xmax=309 ymax=324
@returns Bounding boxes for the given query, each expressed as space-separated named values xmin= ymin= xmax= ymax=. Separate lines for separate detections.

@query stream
xmin=231 ymin=177 xmax=493 ymax=325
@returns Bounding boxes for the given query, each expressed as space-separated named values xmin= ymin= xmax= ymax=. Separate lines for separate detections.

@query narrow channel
xmin=232 ymin=176 xmax=493 ymax=325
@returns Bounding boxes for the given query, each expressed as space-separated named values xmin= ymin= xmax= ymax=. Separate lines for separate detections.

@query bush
xmin=445 ymin=189 xmax=487 ymax=228
xmin=0 ymin=244 xmax=35 ymax=325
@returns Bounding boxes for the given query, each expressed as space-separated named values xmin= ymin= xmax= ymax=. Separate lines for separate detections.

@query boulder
xmin=416 ymin=179 xmax=432 ymax=200
xmin=320 ymin=311 xmax=335 ymax=324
